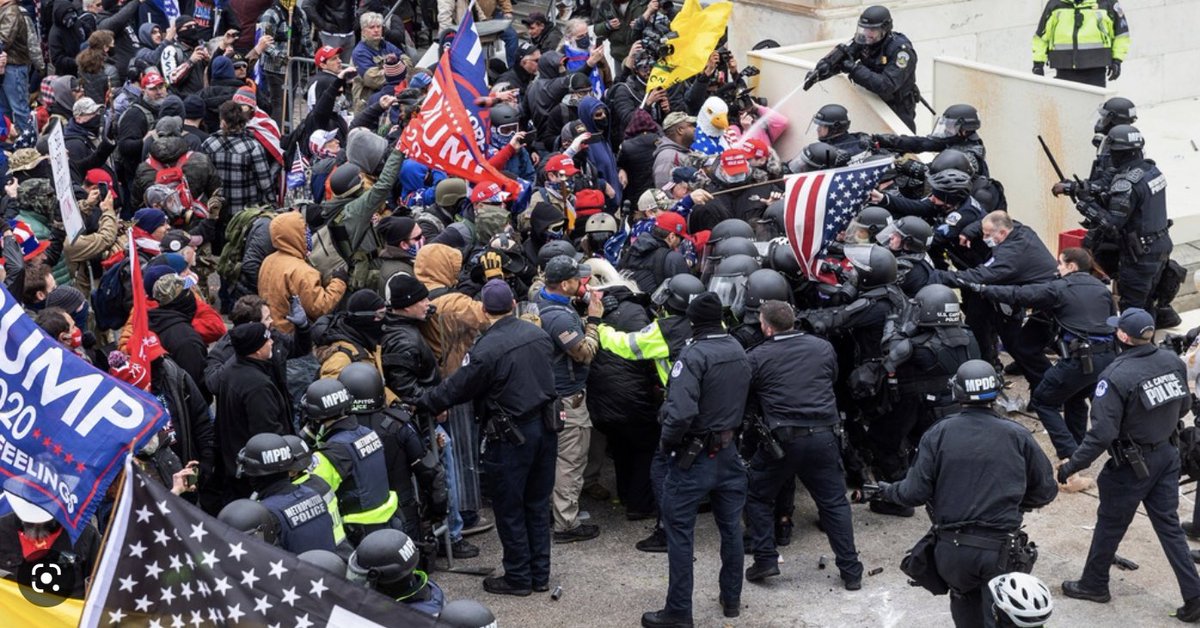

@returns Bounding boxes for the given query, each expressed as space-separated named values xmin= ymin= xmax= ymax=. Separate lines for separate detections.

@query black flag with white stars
xmin=80 ymin=461 xmax=437 ymax=627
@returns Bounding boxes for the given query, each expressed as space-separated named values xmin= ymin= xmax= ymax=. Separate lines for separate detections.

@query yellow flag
xmin=0 ymin=578 xmax=83 ymax=627
xmin=645 ymin=0 xmax=733 ymax=93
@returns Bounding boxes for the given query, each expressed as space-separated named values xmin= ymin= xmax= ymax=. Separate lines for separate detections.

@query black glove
xmin=1032 ymin=61 xmax=1045 ymax=76
xmin=601 ymin=294 xmax=620 ymax=316
xmin=838 ymin=56 xmax=856 ymax=74
xmin=330 ymin=267 xmax=350 ymax=284
xmin=1056 ymin=462 xmax=1073 ymax=484
xmin=1107 ymin=59 xmax=1121 ymax=81
xmin=872 ymin=133 xmax=899 ymax=149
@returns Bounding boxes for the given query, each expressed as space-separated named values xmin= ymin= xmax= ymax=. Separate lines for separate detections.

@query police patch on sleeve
xmin=461 ymin=352 xmax=471 ymax=367
xmin=670 ymin=361 xmax=683 ymax=378
xmin=896 ymin=51 xmax=910 ymax=69
xmin=945 ymin=212 xmax=962 ymax=226
xmin=1094 ymin=379 xmax=1108 ymax=397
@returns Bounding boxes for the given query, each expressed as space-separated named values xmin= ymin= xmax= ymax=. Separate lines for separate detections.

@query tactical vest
xmin=260 ymin=483 xmax=338 ymax=554
xmin=897 ymin=327 xmax=976 ymax=399
xmin=296 ymin=473 xmax=348 ymax=546
xmin=321 ymin=425 xmax=392 ymax=516
xmin=1110 ymin=162 xmax=1168 ymax=236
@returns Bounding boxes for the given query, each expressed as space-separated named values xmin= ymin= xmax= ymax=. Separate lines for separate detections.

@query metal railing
xmin=283 ymin=56 xmax=316 ymax=135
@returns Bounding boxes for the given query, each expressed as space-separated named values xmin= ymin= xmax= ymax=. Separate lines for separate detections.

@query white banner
xmin=46 ymin=125 xmax=84 ymax=242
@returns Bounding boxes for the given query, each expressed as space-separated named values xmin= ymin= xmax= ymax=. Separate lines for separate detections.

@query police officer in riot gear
xmin=874 ymin=104 xmax=989 ymax=176
xmin=349 ymin=528 xmax=445 ymax=616
xmin=337 ymin=364 xmax=454 ymax=554
xmin=732 ymin=269 xmax=792 ymax=349
xmin=283 ymin=434 xmax=353 ymax=555
xmin=416 ymin=279 xmax=559 ymax=597
xmin=877 ymin=360 xmax=1058 ymax=627
xmin=218 ymin=499 xmax=282 ymax=545
xmin=708 ymin=253 xmax=760 ymax=325
xmin=234 ymin=432 xmax=339 ymax=554
xmin=874 ymin=285 xmax=979 ymax=506
xmin=298 ymin=548 xmax=349 ymax=575
xmin=302 ymin=378 xmax=401 ymax=546
xmin=744 ymin=300 xmax=864 ymax=589
xmin=976 ymin=248 xmax=1116 ymax=460
xmin=843 ymin=206 xmax=893 ymax=245
xmin=1057 ymin=309 xmax=1200 ymax=621
xmin=877 ymin=215 xmax=934 ymax=297
xmin=788 ymin=141 xmax=850 ymax=174
xmin=1075 ymin=125 xmax=1172 ymax=313
xmin=808 ymin=104 xmax=873 ymax=158
xmin=643 ymin=293 xmax=752 ymax=627
xmin=813 ymin=5 xmax=919 ymax=131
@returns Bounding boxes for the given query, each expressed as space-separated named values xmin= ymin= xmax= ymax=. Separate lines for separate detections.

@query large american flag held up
xmin=783 ymin=157 xmax=893 ymax=282
xmin=80 ymin=461 xmax=437 ymax=628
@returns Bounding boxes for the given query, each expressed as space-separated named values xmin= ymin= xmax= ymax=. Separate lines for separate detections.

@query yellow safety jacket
xmin=1032 ymin=0 xmax=1130 ymax=69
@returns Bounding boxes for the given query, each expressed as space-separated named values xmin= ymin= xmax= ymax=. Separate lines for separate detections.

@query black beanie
xmin=386 ymin=273 xmax=430 ymax=309
xmin=686 ymin=292 xmax=724 ymax=326
xmin=347 ymin=289 xmax=386 ymax=313
xmin=231 ymin=322 xmax=270 ymax=356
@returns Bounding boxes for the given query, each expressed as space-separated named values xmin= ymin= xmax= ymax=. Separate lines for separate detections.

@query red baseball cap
xmin=141 ymin=71 xmax=165 ymax=90
xmin=315 ymin=46 xmax=342 ymax=66
xmin=573 ymin=188 xmax=606 ymax=216
xmin=655 ymin=211 xmax=689 ymax=237
xmin=544 ymin=153 xmax=579 ymax=177
xmin=85 ymin=168 xmax=113 ymax=186
xmin=743 ymin=138 xmax=769 ymax=160
xmin=470 ymin=181 xmax=504 ymax=204
xmin=720 ymin=148 xmax=750 ymax=176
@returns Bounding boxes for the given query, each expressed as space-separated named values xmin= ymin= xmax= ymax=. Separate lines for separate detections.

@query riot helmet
xmin=298 ymin=549 xmax=349 ymax=577
xmin=928 ymin=168 xmax=973 ymax=205
xmin=437 ymin=600 xmax=498 ymax=628
xmin=913 ymin=284 xmax=962 ymax=326
xmin=435 ymin=178 xmax=469 ymax=208
xmin=1093 ymin=97 xmax=1137 ymax=138
xmin=708 ymin=254 xmax=760 ymax=319
xmin=809 ymin=104 xmax=851 ymax=139
xmin=855 ymin=5 xmax=892 ymax=46
xmin=338 ymin=362 xmax=386 ymax=415
xmin=758 ymin=200 xmax=787 ymax=238
xmin=708 ymin=218 xmax=755 ymax=245
xmin=712 ymin=236 xmax=761 ymax=262
xmin=743 ymin=269 xmax=792 ymax=324
xmin=876 ymin=215 xmax=933 ymax=253
xmin=282 ymin=434 xmax=314 ymax=474
xmin=1101 ymin=124 xmax=1145 ymax=153
xmin=989 ymin=572 xmax=1053 ymax=628
xmin=764 ymin=237 xmax=802 ymax=276
xmin=952 ymin=359 xmax=1002 ymax=403
xmin=843 ymin=243 xmax=897 ymax=289
xmin=236 ymin=433 xmax=296 ymax=478
xmin=932 ymin=104 xmax=981 ymax=139
xmin=302 ymin=378 xmax=353 ymax=423
xmin=792 ymin=141 xmax=849 ymax=173
xmin=347 ymin=529 xmax=420 ymax=587
xmin=218 ymin=499 xmax=281 ymax=545
xmin=844 ymin=206 xmax=893 ymax=244
xmin=651 ymin=273 xmax=706 ymax=313
xmin=929 ymin=148 xmax=978 ymax=176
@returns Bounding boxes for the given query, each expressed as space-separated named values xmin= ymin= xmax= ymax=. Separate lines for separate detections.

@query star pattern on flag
xmin=785 ymin=159 xmax=894 ymax=279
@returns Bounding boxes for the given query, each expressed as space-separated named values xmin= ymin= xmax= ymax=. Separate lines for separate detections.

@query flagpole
xmin=82 ymin=457 xmax=131 ymax=603
xmin=707 ymin=175 xmax=789 ymax=197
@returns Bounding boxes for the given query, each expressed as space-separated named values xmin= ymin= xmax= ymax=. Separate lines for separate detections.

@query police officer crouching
xmin=644 ymin=292 xmax=752 ymax=627
xmin=744 ymin=300 xmax=864 ymax=590
xmin=1057 ymin=308 xmax=1200 ymax=621
xmin=876 ymin=360 xmax=1057 ymax=627
xmin=302 ymin=379 xmax=401 ymax=546
xmin=349 ymin=529 xmax=445 ymax=616
xmin=229 ymin=432 xmax=340 ymax=554
xmin=416 ymin=279 xmax=559 ymax=597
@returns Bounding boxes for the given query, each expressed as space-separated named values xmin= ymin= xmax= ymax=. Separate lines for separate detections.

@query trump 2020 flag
xmin=449 ymin=9 xmax=491 ymax=150
xmin=80 ymin=462 xmax=437 ymax=628
xmin=0 ymin=285 xmax=167 ymax=542
xmin=784 ymin=157 xmax=892 ymax=282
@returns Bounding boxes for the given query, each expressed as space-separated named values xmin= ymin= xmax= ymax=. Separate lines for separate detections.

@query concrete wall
xmin=730 ymin=0 xmax=1200 ymax=107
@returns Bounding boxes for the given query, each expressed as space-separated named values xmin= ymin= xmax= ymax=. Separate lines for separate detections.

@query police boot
xmin=1061 ymin=579 xmax=1111 ymax=603
xmin=775 ymin=517 xmax=794 ymax=546
xmin=1158 ymin=306 xmax=1183 ymax=330
xmin=745 ymin=560 xmax=780 ymax=582
xmin=1178 ymin=596 xmax=1200 ymax=622
xmin=636 ymin=526 xmax=668 ymax=553
xmin=641 ymin=610 xmax=693 ymax=628
xmin=1184 ymin=521 xmax=1200 ymax=540
xmin=869 ymin=500 xmax=914 ymax=517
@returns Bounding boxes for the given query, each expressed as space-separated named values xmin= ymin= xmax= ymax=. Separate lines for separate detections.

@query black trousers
xmin=596 ymin=421 xmax=660 ymax=516
xmin=1054 ymin=67 xmax=1107 ymax=87
xmin=935 ymin=541 xmax=1006 ymax=628
xmin=1117 ymin=237 xmax=1171 ymax=311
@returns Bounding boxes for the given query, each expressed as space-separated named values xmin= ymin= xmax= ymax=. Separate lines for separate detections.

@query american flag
xmin=80 ymin=462 xmax=437 ymax=628
xmin=287 ymin=152 xmax=309 ymax=190
xmin=151 ymin=0 xmax=180 ymax=23
xmin=784 ymin=157 xmax=892 ymax=281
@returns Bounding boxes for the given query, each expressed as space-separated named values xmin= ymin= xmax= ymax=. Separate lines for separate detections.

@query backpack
xmin=217 ymin=206 xmax=277 ymax=283
xmin=147 ymin=152 xmax=200 ymax=213
xmin=92 ymin=258 xmax=132 ymax=330
xmin=308 ymin=197 xmax=354 ymax=278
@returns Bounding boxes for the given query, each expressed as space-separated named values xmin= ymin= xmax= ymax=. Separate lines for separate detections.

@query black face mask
xmin=593 ymin=117 xmax=609 ymax=131
xmin=80 ymin=116 xmax=103 ymax=133
xmin=177 ymin=28 xmax=202 ymax=46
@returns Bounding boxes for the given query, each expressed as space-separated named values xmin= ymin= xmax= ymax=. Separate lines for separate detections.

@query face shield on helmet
xmin=854 ymin=25 xmax=885 ymax=46
xmin=844 ymin=214 xmax=892 ymax=245
xmin=874 ymin=223 xmax=902 ymax=250
xmin=708 ymin=275 xmax=748 ymax=319
xmin=931 ymin=115 xmax=964 ymax=139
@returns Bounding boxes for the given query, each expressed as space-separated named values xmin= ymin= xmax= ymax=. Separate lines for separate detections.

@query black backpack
xmin=92 ymin=258 xmax=132 ymax=330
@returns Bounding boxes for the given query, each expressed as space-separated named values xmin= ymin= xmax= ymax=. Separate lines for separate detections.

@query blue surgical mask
xmin=983 ymin=237 xmax=998 ymax=248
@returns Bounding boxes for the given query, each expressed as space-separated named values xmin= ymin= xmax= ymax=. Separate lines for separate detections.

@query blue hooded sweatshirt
xmin=577 ymin=96 xmax=622 ymax=208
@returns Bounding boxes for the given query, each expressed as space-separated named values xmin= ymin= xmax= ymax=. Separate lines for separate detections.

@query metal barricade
xmin=447 ymin=402 xmax=483 ymax=512
xmin=283 ymin=56 xmax=316 ymax=135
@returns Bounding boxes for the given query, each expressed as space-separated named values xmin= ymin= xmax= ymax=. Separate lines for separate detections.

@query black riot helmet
xmin=437 ymin=600 xmax=498 ymax=628
xmin=218 ymin=499 xmax=281 ymax=545
xmin=793 ymin=141 xmax=849 ymax=172
xmin=347 ymin=529 xmax=420 ymax=586
xmin=652 ymin=273 xmax=706 ymax=313
xmin=844 ymin=205 xmax=893 ymax=244
xmin=929 ymin=148 xmax=978 ymax=177
xmin=876 ymin=215 xmax=933 ymax=253
xmin=708 ymin=218 xmax=755 ymax=245
xmin=236 ymin=433 xmax=296 ymax=478
xmin=913 ymin=284 xmax=962 ymax=326
xmin=765 ymin=238 xmax=802 ymax=276
xmin=338 ymin=362 xmax=386 ymax=415
xmin=952 ymin=359 xmax=1003 ymax=403
xmin=712 ymin=253 xmax=760 ymax=278
xmin=855 ymin=5 xmax=892 ymax=46
xmin=1103 ymin=124 xmax=1145 ymax=153
xmin=1094 ymin=97 xmax=1137 ymax=136
xmin=298 ymin=549 xmax=349 ymax=576
xmin=282 ymin=434 xmax=314 ymax=474
xmin=302 ymin=378 xmax=353 ymax=423
xmin=710 ymin=254 xmax=760 ymax=319
xmin=811 ymin=104 xmax=851 ymax=137
xmin=932 ymin=104 xmax=981 ymax=138
xmin=712 ymin=236 xmax=761 ymax=263
xmin=843 ymin=243 xmax=897 ymax=289
xmin=759 ymin=200 xmax=786 ymax=237
xmin=928 ymin=168 xmax=973 ymax=205
xmin=743 ymin=269 xmax=792 ymax=323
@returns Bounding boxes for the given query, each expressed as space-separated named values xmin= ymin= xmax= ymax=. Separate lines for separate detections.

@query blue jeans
xmin=1031 ymin=349 xmax=1115 ymax=459
xmin=437 ymin=425 xmax=464 ymax=542
xmin=661 ymin=444 xmax=746 ymax=616
xmin=479 ymin=418 xmax=557 ymax=588
xmin=2 ymin=64 xmax=32 ymax=140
